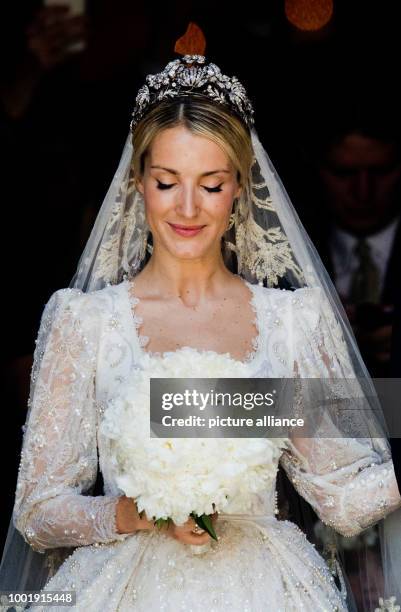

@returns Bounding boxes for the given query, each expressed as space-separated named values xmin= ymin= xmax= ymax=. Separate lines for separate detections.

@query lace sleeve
xmin=12 ymin=289 xmax=130 ymax=553
xmin=280 ymin=287 xmax=401 ymax=537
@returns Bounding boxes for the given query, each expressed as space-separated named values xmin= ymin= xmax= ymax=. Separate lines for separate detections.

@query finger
xmin=174 ymin=518 xmax=214 ymax=543
xmin=147 ymin=514 xmax=170 ymax=530
xmin=175 ymin=530 xmax=211 ymax=545
xmin=133 ymin=507 xmax=162 ymax=532
xmin=138 ymin=517 xmax=157 ymax=530
xmin=181 ymin=516 xmax=198 ymax=530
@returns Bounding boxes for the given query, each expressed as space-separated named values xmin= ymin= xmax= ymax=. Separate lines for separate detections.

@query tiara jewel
xmin=130 ymin=55 xmax=255 ymax=132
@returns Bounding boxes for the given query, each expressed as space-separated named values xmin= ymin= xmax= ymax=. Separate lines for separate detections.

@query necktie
xmin=349 ymin=238 xmax=381 ymax=304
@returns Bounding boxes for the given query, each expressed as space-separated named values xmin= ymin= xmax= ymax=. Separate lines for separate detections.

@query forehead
xmin=328 ymin=133 xmax=399 ymax=168
xmin=147 ymin=126 xmax=232 ymax=171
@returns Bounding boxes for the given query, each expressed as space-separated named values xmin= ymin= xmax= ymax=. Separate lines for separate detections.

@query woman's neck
xmin=134 ymin=254 xmax=237 ymax=304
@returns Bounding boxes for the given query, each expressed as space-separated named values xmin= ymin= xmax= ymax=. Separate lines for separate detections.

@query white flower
xmin=100 ymin=348 xmax=288 ymax=525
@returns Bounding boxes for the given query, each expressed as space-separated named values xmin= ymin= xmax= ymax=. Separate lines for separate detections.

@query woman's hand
xmin=115 ymin=496 xmax=218 ymax=545
xmin=162 ymin=514 xmax=219 ymax=546
xmin=115 ymin=495 xmax=153 ymax=534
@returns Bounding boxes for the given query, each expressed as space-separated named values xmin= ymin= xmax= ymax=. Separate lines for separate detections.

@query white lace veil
xmin=1 ymin=53 xmax=400 ymax=612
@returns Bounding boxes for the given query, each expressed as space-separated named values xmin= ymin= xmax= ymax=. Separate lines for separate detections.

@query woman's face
xmin=136 ymin=125 xmax=242 ymax=261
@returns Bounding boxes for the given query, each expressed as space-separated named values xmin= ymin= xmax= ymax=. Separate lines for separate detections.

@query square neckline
xmin=122 ymin=276 xmax=265 ymax=366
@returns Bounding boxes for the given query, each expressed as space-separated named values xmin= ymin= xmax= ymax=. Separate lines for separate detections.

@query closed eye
xmin=156 ymin=180 xmax=174 ymax=190
xmin=204 ymin=183 xmax=223 ymax=193
xmin=156 ymin=180 xmax=223 ymax=193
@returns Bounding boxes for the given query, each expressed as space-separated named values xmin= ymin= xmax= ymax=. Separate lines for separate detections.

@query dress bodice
xmin=95 ymin=279 xmax=294 ymax=406
xmin=94 ymin=279 xmax=293 ymax=517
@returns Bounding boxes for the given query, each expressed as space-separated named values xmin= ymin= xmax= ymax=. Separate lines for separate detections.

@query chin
xmin=342 ymin=219 xmax=385 ymax=235
xmin=170 ymin=247 xmax=210 ymax=259
xmin=162 ymin=239 xmax=212 ymax=259
xmin=155 ymin=228 xmax=219 ymax=259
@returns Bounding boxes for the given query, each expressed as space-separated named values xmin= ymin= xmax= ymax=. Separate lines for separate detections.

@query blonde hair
xmin=131 ymin=95 xmax=254 ymax=206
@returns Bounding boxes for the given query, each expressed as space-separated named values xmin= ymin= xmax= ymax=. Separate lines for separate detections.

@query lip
xmin=168 ymin=222 xmax=206 ymax=237
xmin=169 ymin=223 xmax=206 ymax=230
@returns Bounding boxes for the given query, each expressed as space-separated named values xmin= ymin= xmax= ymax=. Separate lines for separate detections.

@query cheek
xmin=320 ymin=172 xmax=351 ymax=201
xmin=208 ymin=192 xmax=236 ymax=218
xmin=377 ymin=172 xmax=401 ymax=199
xmin=143 ymin=186 xmax=171 ymax=219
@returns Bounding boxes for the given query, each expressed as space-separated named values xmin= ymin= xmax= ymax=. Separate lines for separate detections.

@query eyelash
xmin=156 ymin=180 xmax=223 ymax=193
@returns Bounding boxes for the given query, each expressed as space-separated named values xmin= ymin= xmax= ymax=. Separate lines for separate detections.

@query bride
xmin=1 ymin=24 xmax=401 ymax=612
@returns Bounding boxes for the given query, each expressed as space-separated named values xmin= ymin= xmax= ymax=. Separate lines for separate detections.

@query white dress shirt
xmin=330 ymin=217 xmax=400 ymax=300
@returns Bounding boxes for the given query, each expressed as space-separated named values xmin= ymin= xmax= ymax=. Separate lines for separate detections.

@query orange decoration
xmin=285 ymin=0 xmax=333 ymax=31
xmin=174 ymin=22 xmax=206 ymax=56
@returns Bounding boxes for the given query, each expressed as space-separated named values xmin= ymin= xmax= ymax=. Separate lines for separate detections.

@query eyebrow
xmin=150 ymin=165 xmax=231 ymax=177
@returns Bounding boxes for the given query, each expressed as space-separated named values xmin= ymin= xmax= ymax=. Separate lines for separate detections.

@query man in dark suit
xmin=305 ymin=125 xmax=401 ymax=378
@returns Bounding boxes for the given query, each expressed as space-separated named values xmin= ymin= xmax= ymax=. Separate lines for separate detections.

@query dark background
xmin=1 ymin=3 xmax=401 ymax=603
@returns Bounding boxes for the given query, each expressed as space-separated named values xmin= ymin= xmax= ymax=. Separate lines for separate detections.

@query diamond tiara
xmin=130 ymin=54 xmax=255 ymax=132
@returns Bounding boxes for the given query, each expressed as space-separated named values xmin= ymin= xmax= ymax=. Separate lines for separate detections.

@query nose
xmin=353 ymin=169 xmax=372 ymax=203
xmin=175 ymin=185 xmax=201 ymax=219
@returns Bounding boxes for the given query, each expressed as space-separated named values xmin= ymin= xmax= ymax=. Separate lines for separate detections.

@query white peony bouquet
xmin=99 ymin=347 xmax=288 ymax=539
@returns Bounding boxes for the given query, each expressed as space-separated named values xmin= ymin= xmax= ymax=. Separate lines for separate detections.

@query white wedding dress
xmin=11 ymin=278 xmax=401 ymax=611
